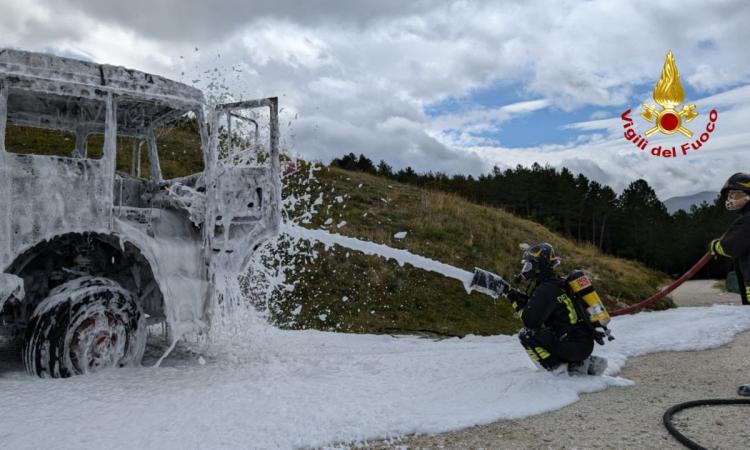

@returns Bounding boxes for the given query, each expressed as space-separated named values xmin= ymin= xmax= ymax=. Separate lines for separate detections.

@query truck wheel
xmin=23 ymin=277 xmax=146 ymax=378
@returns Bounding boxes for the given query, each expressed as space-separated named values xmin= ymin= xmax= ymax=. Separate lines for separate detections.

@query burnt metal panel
xmin=0 ymin=154 xmax=112 ymax=269
xmin=0 ymin=49 xmax=204 ymax=107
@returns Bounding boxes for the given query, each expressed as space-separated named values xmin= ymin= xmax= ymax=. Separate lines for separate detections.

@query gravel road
xmin=377 ymin=280 xmax=750 ymax=449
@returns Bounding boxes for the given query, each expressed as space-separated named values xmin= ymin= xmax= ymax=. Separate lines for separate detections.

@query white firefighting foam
xmin=2 ymin=305 xmax=750 ymax=449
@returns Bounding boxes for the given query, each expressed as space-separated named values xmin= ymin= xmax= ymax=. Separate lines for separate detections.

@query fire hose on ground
xmin=606 ymin=251 xmax=750 ymax=449
xmin=663 ymin=399 xmax=750 ymax=450
xmin=610 ymin=252 xmax=713 ymax=317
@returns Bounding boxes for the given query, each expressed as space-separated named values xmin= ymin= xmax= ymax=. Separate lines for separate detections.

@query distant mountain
xmin=664 ymin=191 xmax=718 ymax=214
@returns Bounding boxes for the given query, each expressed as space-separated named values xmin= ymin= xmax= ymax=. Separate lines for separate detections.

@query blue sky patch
xmin=425 ymin=79 xmax=714 ymax=148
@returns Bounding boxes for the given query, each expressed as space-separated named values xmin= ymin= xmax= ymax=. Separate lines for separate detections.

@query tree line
xmin=331 ymin=152 xmax=737 ymax=278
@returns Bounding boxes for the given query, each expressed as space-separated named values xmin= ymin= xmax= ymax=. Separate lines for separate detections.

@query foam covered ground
xmin=1 ymin=305 xmax=749 ymax=449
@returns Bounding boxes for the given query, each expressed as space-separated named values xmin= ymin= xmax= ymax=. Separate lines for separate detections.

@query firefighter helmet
xmin=721 ymin=173 xmax=750 ymax=195
xmin=518 ymin=242 xmax=561 ymax=281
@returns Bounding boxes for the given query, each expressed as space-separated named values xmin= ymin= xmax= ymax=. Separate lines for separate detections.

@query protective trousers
xmin=737 ymin=269 xmax=749 ymax=305
xmin=519 ymin=327 xmax=593 ymax=371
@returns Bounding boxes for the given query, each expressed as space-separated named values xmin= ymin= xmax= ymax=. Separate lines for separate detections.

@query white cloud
xmin=562 ymin=117 xmax=621 ymax=133
xmin=588 ymin=110 xmax=610 ymax=120
xmin=1 ymin=0 xmax=749 ymax=197
xmin=465 ymin=83 xmax=750 ymax=199
xmin=0 ymin=0 xmax=50 ymax=36
xmin=1 ymin=2 xmax=180 ymax=70
xmin=687 ymin=64 xmax=747 ymax=92
xmin=428 ymin=99 xmax=551 ymax=135
xmin=240 ymin=21 xmax=332 ymax=69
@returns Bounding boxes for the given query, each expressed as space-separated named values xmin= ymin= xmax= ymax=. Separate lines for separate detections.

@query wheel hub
xmin=70 ymin=311 xmax=127 ymax=373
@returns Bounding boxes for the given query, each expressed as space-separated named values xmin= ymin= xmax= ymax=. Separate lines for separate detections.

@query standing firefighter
xmin=470 ymin=243 xmax=609 ymax=376
xmin=710 ymin=173 xmax=750 ymax=306
xmin=708 ymin=173 xmax=750 ymax=395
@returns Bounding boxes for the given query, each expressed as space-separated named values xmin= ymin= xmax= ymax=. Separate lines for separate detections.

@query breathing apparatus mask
xmin=513 ymin=260 xmax=535 ymax=284
xmin=725 ymin=190 xmax=750 ymax=211
xmin=721 ymin=173 xmax=750 ymax=211
xmin=512 ymin=243 xmax=560 ymax=284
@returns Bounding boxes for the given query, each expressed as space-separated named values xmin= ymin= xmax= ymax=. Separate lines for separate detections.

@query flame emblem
xmin=641 ymin=51 xmax=698 ymax=137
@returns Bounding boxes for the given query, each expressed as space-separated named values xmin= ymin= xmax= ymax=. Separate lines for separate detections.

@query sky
xmin=2 ymin=0 xmax=749 ymax=199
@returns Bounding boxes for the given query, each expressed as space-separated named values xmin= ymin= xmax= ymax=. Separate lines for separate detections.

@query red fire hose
xmin=604 ymin=252 xmax=745 ymax=450
xmin=610 ymin=252 xmax=713 ymax=317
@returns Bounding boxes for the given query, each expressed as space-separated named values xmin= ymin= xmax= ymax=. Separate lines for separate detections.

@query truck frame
xmin=0 ymin=49 xmax=281 ymax=377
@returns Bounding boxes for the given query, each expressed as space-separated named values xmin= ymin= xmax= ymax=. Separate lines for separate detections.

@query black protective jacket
xmin=719 ymin=203 xmax=750 ymax=303
xmin=508 ymin=274 xmax=591 ymax=337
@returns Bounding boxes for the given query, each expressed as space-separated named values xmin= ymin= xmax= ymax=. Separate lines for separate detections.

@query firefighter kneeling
xmin=471 ymin=243 xmax=610 ymax=376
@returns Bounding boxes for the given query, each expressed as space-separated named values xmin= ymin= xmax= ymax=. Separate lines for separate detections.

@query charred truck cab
xmin=0 ymin=49 xmax=281 ymax=377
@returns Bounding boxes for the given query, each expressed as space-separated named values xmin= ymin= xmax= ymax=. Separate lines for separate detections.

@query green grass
xmin=266 ymin=166 xmax=673 ymax=336
xmin=5 ymin=124 xmax=672 ymax=336
xmin=5 ymin=124 xmax=204 ymax=179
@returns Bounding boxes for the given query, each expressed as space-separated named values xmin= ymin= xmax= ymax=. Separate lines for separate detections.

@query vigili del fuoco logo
xmin=620 ymin=51 xmax=718 ymax=158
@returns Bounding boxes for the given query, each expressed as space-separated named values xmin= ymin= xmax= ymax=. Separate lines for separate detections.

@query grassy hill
xmin=265 ymin=164 xmax=672 ymax=336
xmin=4 ymin=124 xmax=671 ymax=336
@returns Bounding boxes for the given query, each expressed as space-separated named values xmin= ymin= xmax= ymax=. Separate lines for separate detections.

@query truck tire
xmin=23 ymin=277 xmax=146 ymax=378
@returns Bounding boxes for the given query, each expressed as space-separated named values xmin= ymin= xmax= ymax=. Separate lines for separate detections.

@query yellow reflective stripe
xmin=716 ymin=240 xmax=729 ymax=257
xmin=535 ymin=347 xmax=551 ymax=359
xmin=557 ymin=294 xmax=578 ymax=324
xmin=526 ymin=349 xmax=539 ymax=361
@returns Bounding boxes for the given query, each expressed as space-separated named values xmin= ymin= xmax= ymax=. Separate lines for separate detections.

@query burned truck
xmin=0 ymin=49 xmax=281 ymax=377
